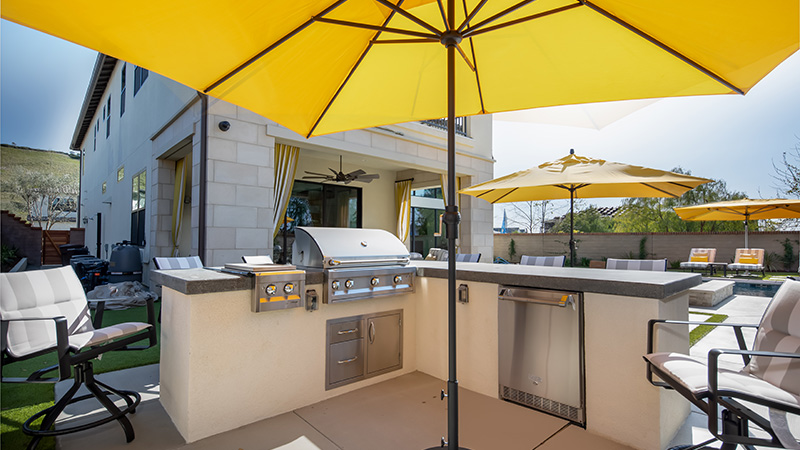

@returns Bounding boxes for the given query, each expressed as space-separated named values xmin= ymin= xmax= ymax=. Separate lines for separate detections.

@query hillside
xmin=0 ymin=144 xmax=80 ymax=219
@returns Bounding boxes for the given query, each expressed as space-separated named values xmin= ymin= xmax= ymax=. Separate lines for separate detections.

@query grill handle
xmin=498 ymin=288 xmax=575 ymax=309
xmin=327 ymin=257 xmax=410 ymax=267
xmin=337 ymin=355 xmax=358 ymax=364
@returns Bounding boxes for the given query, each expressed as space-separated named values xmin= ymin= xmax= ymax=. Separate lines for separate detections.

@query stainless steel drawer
xmin=328 ymin=339 xmax=364 ymax=386
xmin=329 ymin=319 xmax=362 ymax=344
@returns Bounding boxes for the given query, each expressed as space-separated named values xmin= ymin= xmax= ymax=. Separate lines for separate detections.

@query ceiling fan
xmin=303 ymin=155 xmax=380 ymax=184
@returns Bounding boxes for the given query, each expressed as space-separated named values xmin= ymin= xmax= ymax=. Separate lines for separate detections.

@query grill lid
xmin=292 ymin=227 xmax=410 ymax=269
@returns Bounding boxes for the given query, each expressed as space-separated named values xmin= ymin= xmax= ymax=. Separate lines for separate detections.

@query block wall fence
xmin=494 ymin=231 xmax=800 ymax=271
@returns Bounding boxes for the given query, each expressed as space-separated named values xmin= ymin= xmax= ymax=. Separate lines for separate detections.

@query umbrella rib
xmin=204 ymin=0 xmax=348 ymax=93
xmin=580 ymin=0 xmax=745 ymax=95
xmin=461 ymin=0 xmax=487 ymax=112
xmin=486 ymin=188 xmax=519 ymax=203
xmin=462 ymin=0 xmax=559 ymax=37
xmin=457 ymin=0 xmax=490 ymax=33
xmin=374 ymin=0 xmax=443 ymax=36
xmin=312 ymin=17 xmax=438 ymax=40
xmin=464 ymin=3 xmax=582 ymax=38
xmin=436 ymin=0 xmax=449 ymax=31
xmin=641 ymin=183 xmax=680 ymax=197
xmin=307 ymin=2 xmax=411 ymax=138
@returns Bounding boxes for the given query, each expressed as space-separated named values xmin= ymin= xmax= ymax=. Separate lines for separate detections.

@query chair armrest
xmin=647 ymin=319 xmax=757 ymax=355
xmin=88 ymin=299 xmax=107 ymax=329
xmin=1 ymin=316 xmax=72 ymax=381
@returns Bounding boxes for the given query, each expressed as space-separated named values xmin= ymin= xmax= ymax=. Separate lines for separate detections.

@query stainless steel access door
xmin=498 ymin=286 xmax=585 ymax=425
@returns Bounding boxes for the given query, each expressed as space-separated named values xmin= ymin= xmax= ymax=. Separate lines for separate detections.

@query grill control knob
xmin=332 ymin=280 xmax=340 ymax=290
xmin=265 ymin=284 xmax=277 ymax=295
xmin=345 ymin=279 xmax=354 ymax=289
xmin=283 ymin=283 xmax=294 ymax=294
xmin=393 ymin=275 xmax=403 ymax=284
xmin=370 ymin=277 xmax=380 ymax=286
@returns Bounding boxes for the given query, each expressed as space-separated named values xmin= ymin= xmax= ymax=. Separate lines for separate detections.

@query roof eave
xmin=69 ymin=53 xmax=118 ymax=150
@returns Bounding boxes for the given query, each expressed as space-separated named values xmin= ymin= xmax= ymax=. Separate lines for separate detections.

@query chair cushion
xmin=1 ymin=267 xmax=94 ymax=358
xmin=746 ymin=279 xmax=800 ymax=396
xmin=681 ymin=262 xmax=709 ymax=269
xmin=739 ymin=257 xmax=759 ymax=264
xmin=690 ymin=255 xmax=709 ymax=262
xmin=645 ymin=352 xmax=800 ymax=410
xmin=69 ymin=322 xmax=153 ymax=350
xmin=728 ymin=263 xmax=764 ymax=271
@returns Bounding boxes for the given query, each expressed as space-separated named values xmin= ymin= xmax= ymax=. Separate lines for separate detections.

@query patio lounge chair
xmin=519 ymin=255 xmax=566 ymax=267
xmin=680 ymin=248 xmax=718 ymax=274
xmin=644 ymin=278 xmax=800 ymax=449
xmin=152 ymin=255 xmax=204 ymax=270
xmin=0 ymin=266 xmax=157 ymax=449
xmin=728 ymin=248 xmax=766 ymax=277
xmin=454 ymin=253 xmax=481 ymax=263
xmin=605 ymin=258 xmax=667 ymax=271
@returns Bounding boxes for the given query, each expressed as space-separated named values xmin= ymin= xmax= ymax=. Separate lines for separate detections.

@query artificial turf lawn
xmin=1 ymin=303 xmax=160 ymax=450
xmin=689 ymin=312 xmax=729 ymax=347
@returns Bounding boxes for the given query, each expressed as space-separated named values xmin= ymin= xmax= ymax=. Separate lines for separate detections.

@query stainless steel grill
xmin=292 ymin=227 xmax=415 ymax=304
xmin=223 ymin=263 xmax=306 ymax=312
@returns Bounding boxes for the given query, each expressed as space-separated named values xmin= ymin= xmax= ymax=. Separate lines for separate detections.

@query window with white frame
xmin=131 ymin=170 xmax=146 ymax=246
xmin=120 ymin=63 xmax=126 ymax=117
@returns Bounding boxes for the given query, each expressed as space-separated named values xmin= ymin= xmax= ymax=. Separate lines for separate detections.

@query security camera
xmin=218 ymin=121 xmax=231 ymax=132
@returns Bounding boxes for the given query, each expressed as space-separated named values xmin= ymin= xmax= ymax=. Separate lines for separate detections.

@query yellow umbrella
xmin=460 ymin=149 xmax=711 ymax=265
xmin=4 ymin=2 xmax=796 ymax=449
xmin=674 ymin=198 xmax=800 ymax=248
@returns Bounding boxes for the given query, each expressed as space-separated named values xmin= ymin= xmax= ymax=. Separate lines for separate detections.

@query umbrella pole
xmin=425 ymin=2 xmax=467 ymax=448
xmin=744 ymin=213 xmax=749 ymax=249
xmin=569 ymin=188 xmax=576 ymax=267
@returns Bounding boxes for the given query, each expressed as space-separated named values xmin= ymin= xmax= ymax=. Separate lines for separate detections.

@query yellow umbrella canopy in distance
xmin=459 ymin=152 xmax=712 ymax=204
xmin=674 ymin=199 xmax=800 ymax=221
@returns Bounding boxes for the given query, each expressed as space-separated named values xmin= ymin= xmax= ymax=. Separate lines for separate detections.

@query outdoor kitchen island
xmin=155 ymin=262 xmax=700 ymax=450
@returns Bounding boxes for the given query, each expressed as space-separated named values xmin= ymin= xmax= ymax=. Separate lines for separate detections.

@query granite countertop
xmin=154 ymin=262 xmax=701 ymax=300
xmin=411 ymin=261 xmax=701 ymax=299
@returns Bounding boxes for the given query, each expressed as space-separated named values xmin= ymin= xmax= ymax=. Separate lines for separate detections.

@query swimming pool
xmin=731 ymin=280 xmax=782 ymax=297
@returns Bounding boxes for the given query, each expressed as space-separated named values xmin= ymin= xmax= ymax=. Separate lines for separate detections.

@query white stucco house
xmin=71 ymin=54 xmax=494 ymax=284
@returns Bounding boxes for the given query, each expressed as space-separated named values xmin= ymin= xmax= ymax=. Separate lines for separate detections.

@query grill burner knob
xmin=332 ymin=280 xmax=340 ymax=290
xmin=283 ymin=283 xmax=295 ymax=294
xmin=393 ymin=275 xmax=403 ymax=284
xmin=345 ymin=279 xmax=354 ymax=289
xmin=265 ymin=284 xmax=277 ymax=295
xmin=370 ymin=277 xmax=380 ymax=286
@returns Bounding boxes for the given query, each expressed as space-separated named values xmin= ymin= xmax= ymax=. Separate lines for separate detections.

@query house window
xmin=105 ymin=97 xmax=111 ymax=138
xmin=117 ymin=166 xmax=124 ymax=182
xmin=93 ymin=121 xmax=97 ymax=152
xmin=130 ymin=170 xmax=146 ymax=246
xmin=120 ymin=63 xmax=126 ymax=117
xmin=287 ymin=181 xmax=361 ymax=229
xmin=134 ymin=66 xmax=149 ymax=96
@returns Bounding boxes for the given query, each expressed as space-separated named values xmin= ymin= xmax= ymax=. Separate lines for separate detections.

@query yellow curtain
xmin=273 ymin=143 xmax=300 ymax=238
xmin=171 ymin=156 xmax=189 ymax=256
xmin=439 ymin=174 xmax=461 ymax=209
xmin=395 ymin=179 xmax=413 ymax=242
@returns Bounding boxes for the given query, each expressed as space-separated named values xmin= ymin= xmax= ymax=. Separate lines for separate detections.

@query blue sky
xmin=2 ymin=19 xmax=799 ymax=225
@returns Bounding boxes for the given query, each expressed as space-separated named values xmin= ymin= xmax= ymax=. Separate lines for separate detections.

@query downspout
xmin=77 ymin=150 xmax=83 ymax=227
xmin=198 ymin=93 xmax=208 ymax=261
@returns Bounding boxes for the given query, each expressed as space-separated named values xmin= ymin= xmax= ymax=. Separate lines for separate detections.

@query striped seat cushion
xmin=680 ymin=262 xmax=710 ymax=269
xmin=745 ymin=279 xmax=800 ymax=396
xmin=153 ymin=256 xmax=203 ymax=270
xmin=728 ymin=263 xmax=764 ymax=271
xmin=644 ymin=352 xmax=800 ymax=410
xmin=1 ymin=266 xmax=94 ymax=358
xmin=520 ymin=255 xmax=566 ymax=267
xmin=606 ymin=258 xmax=667 ymax=271
xmin=71 ymin=322 xmax=152 ymax=350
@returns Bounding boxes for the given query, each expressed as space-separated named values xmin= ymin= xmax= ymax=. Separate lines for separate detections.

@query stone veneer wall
xmin=495 ymin=231 xmax=800 ymax=270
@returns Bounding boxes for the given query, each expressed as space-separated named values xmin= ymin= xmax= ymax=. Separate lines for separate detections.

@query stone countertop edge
xmin=152 ymin=268 xmax=324 ymax=295
xmin=153 ymin=263 xmax=701 ymax=299
xmin=411 ymin=261 xmax=702 ymax=300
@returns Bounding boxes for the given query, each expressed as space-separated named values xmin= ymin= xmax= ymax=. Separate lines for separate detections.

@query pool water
xmin=732 ymin=281 xmax=781 ymax=297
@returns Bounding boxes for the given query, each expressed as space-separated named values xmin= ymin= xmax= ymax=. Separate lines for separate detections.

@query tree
xmin=772 ymin=139 xmax=800 ymax=196
xmin=613 ymin=168 xmax=748 ymax=233
xmin=550 ymin=206 xmax=614 ymax=233
xmin=506 ymin=200 xmax=554 ymax=233
xmin=0 ymin=170 xmax=78 ymax=229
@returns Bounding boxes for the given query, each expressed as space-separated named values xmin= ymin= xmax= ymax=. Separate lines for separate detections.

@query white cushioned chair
xmin=644 ymin=278 xmax=800 ymax=449
xmin=520 ymin=255 xmax=566 ymax=267
xmin=152 ymin=255 xmax=203 ymax=270
xmin=454 ymin=253 xmax=481 ymax=263
xmin=680 ymin=248 xmax=718 ymax=274
xmin=728 ymin=248 xmax=766 ymax=277
xmin=1 ymin=266 xmax=157 ymax=449
xmin=606 ymin=258 xmax=667 ymax=271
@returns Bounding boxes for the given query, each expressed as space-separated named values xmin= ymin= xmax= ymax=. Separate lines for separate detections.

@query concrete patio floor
xmin=52 ymin=293 xmax=796 ymax=450
xmin=55 ymin=367 xmax=634 ymax=450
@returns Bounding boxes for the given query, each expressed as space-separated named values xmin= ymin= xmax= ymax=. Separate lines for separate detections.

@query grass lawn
xmin=1 ymin=304 xmax=160 ymax=450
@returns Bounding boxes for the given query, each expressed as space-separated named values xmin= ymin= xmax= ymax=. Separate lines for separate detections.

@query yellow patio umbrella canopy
xmin=3 ymin=1 xmax=797 ymax=139
xmin=674 ymin=198 xmax=800 ymax=248
xmin=460 ymin=152 xmax=711 ymax=203
xmin=460 ymin=151 xmax=711 ymax=266
xmin=4 ymin=2 xmax=796 ymax=449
